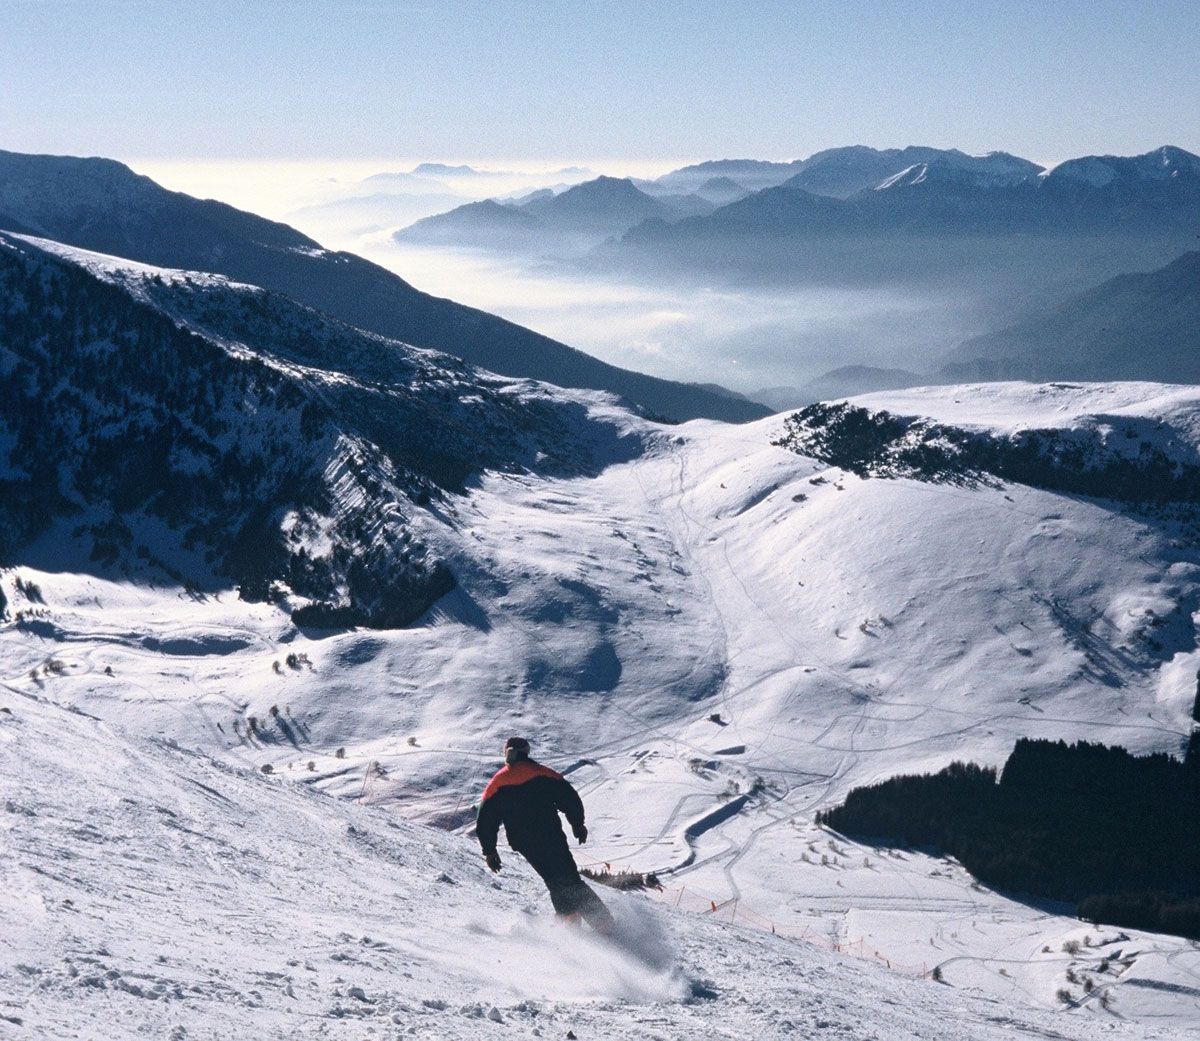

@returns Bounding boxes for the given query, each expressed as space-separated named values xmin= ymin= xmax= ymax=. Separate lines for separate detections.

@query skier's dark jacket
xmin=476 ymin=759 xmax=584 ymax=862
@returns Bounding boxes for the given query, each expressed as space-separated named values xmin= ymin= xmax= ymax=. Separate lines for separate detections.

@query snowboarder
xmin=476 ymin=736 xmax=614 ymax=932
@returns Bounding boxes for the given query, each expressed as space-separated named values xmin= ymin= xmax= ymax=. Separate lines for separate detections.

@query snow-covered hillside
xmin=0 ymin=231 xmax=640 ymax=628
xmin=3 ymin=236 xmax=1199 ymax=1036
xmin=2 ymin=682 xmax=1191 ymax=1040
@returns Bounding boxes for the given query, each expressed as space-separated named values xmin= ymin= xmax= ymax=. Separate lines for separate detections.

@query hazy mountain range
xmin=397 ymin=174 xmax=719 ymax=248
xmin=764 ymin=247 xmax=1200 ymax=405
xmin=654 ymin=146 xmax=1042 ymax=197
xmin=0 ymin=149 xmax=765 ymax=423
xmin=944 ymin=250 xmax=1200 ymax=383
xmin=629 ymin=145 xmax=1199 ymax=246
xmin=394 ymin=145 xmax=1198 ymax=297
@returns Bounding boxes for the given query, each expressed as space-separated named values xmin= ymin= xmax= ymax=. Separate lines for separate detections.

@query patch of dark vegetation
xmin=1078 ymin=891 xmax=1200 ymax=940
xmin=818 ymin=737 xmax=1200 ymax=941
xmin=292 ymin=565 xmax=454 ymax=630
xmin=775 ymin=402 xmax=1200 ymax=504
xmin=14 ymin=577 xmax=44 ymax=603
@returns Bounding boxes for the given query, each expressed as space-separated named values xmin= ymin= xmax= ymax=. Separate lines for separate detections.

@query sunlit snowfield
xmin=7 ymin=372 xmax=1200 ymax=1031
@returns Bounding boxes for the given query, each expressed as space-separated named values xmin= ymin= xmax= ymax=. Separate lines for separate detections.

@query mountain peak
xmin=524 ymin=175 xmax=666 ymax=220
xmin=558 ymin=175 xmax=647 ymax=198
xmin=409 ymin=162 xmax=482 ymax=177
xmin=1044 ymin=145 xmax=1200 ymax=187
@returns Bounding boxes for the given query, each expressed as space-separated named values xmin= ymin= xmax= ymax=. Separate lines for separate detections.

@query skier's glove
xmin=574 ymin=824 xmax=588 ymax=845
xmin=484 ymin=850 xmax=502 ymax=873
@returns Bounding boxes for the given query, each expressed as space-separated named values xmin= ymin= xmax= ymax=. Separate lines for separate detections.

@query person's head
xmin=504 ymin=736 xmax=530 ymax=765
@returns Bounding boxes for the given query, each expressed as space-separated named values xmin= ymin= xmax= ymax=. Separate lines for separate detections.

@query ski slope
xmin=3 ymin=679 xmax=1192 ymax=1040
xmin=5 ymin=381 xmax=1200 ymax=1034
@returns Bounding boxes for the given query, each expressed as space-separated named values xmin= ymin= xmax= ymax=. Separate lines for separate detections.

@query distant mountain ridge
xmin=652 ymin=146 xmax=1044 ymax=199
xmin=782 ymin=146 xmax=1043 ymax=197
xmin=752 ymin=366 xmax=929 ymax=411
xmin=655 ymin=158 xmax=805 ymax=193
xmin=397 ymin=175 xmax=714 ymax=247
xmin=393 ymin=144 xmax=1199 ymax=299
xmin=944 ymin=250 xmax=1200 ymax=383
xmin=0 ymin=149 xmax=766 ymax=423
xmin=630 ymin=145 xmax=1200 ymax=245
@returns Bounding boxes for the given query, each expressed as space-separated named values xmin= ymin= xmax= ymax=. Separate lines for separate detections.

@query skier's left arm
xmin=553 ymin=777 xmax=588 ymax=843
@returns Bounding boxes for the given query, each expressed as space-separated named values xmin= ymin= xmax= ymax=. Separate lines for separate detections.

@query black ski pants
xmin=519 ymin=843 xmax=613 ymax=930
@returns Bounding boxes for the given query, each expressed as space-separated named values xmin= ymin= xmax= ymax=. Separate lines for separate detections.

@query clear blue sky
xmin=2 ymin=0 xmax=1197 ymax=164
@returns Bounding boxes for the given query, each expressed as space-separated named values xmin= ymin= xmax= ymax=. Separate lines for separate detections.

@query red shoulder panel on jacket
xmin=480 ymin=759 xmax=564 ymax=802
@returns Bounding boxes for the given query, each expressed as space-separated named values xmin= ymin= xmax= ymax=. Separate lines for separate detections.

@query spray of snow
xmin=459 ymin=897 xmax=684 ymax=1003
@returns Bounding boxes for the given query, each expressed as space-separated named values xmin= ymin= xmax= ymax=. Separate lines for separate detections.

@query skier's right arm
xmin=476 ymin=793 xmax=502 ymax=860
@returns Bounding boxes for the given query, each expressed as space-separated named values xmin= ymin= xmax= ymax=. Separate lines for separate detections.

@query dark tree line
xmin=775 ymin=402 xmax=1200 ymax=505
xmin=819 ymin=737 xmax=1200 ymax=941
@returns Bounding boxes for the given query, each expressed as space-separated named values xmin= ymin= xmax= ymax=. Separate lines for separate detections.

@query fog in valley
xmin=133 ymin=147 xmax=1200 ymax=406
xmin=134 ymin=157 xmax=1031 ymax=405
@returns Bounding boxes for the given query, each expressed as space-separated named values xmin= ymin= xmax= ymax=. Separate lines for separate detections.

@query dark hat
xmin=504 ymin=736 xmax=530 ymax=751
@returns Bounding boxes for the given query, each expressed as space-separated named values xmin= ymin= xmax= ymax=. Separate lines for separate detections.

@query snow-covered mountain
xmin=0 ymin=149 xmax=765 ymax=423
xmin=5 ymin=175 xmax=1200 ymax=1035
xmin=6 ymin=335 xmax=1200 ymax=1034
xmin=0 ymin=231 xmax=641 ymax=628
xmin=784 ymin=145 xmax=1043 ymax=197
xmin=630 ymin=144 xmax=1200 ymax=243
xmin=1043 ymin=145 xmax=1200 ymax=192
xmin=620 ymin=146 xmax=1200 ymax=292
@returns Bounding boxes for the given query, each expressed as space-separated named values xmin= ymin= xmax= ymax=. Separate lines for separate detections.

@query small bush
xmin=1056 ymin=988 xmax=1073 ymax=1005
xmin=15 ymin=577 xmax=44 ymax=603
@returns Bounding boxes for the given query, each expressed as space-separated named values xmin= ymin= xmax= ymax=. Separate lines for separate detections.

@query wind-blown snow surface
xmin=5 ymin=380 xmax=1200 ymax=1035
xmin=2 ymin=688 xmax=1188 ymax=1040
